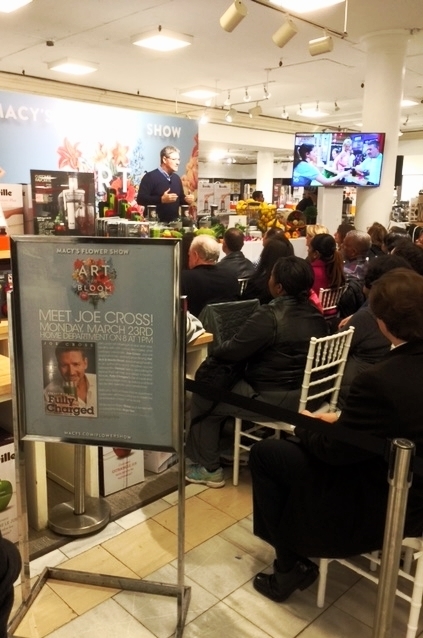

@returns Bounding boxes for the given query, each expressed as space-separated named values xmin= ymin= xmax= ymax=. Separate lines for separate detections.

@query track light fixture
xmin=224 ymin=90 xmax=231 ymax=106
xmin=272 ymin=18 xmax=298 ymax=48
xmin=199 ymin=110 xmax=209 ymax=124
xmin=243 ymin=88 xmax=251 ymax=102
xmin=297 ymin=104 xmax=303 ymax=115
xmin=263 ymin=85 xmax=271 ymax=100
xmin=309 ymin=33 xmax=333 ymax=56
xmin=220 ymin=0 xmax=248 ymax=33
xmin=281 ymin=107 xmax=289 ymax=119
xmin=249 ymin=103 xmax=262 ymax=118
xmin=403 ymin=115 xmax=409 ymax=127
xmin=225 ymin=108 xmax=237 ymax=122
xmin=334 ymin=101 xmax=340 ymax=111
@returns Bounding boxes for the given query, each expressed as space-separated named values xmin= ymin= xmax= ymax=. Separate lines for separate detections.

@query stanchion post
xmin=372 ymin=438 xmax=415 ymax=638
xmin=73 ymin=444 xmax=86 ymax=515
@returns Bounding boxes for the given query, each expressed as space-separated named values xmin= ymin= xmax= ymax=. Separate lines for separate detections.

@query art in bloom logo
xmin=72 ymin=258 xmax=117 ymax=306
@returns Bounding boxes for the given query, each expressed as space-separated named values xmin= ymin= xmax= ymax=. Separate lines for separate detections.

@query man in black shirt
xmin=136 ymin=145 xmax=194 ymax=223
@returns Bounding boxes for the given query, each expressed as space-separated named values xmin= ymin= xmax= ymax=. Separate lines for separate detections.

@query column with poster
xmin=11 ymin=237 xmax=182 ymax=450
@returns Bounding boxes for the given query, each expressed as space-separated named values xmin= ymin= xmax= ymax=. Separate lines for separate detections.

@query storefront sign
xmin=11 ymin=236 xmax=182 ymax=450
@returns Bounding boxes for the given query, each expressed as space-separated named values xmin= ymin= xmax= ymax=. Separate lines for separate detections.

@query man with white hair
xmin=181 ymin=234 xmax=239 ymax=317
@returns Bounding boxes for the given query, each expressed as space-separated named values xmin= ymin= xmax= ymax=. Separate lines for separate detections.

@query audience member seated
xmin=308 ymin=233 xmax=345 ymax=296
xmin=305 ymin=224 xmax=329 ymax=248
xmin=334 ymin=222 xmax=355 ymax=249
xmin=337 ymin=254 xmax=411 ymax=408
xmin=408 ymin=224 xmax=423 ymax=248
xmin=0 ymin=532 xmax=21 ymax=638
xmin=252 ymin=190 xmax=265 ymax=203
xmin=185 ymin=256 xmax=328 ymax=488
xmin=367 ymin=221 xmax=387 ymax=259
xmin=249 ymin=268 xmax=423 ymax=604
xmin=392 ymin=238 xmax=423 ymax=275
xmin=242 ymin=239 xmax=294 ymax=304
xmin=181 ymin=235 xmax=239 ymax=317
xmin=216 ymin=228 xmax=256 ymax=279
xmin=383 ymin=227 xmax=410 ymax=253
xmin=341 ymin=230 xmax=371 ymax=283
xmin=180 ymin=231 xmax=196 ymax=271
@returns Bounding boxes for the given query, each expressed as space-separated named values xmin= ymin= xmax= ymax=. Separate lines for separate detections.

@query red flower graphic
xmin=57 ymin=138 xmax=82 ymax=170
xmin=111 ymin=142 xmax=130 ymax=167
xmin=72 ymin=258 xmax=117 ymax=306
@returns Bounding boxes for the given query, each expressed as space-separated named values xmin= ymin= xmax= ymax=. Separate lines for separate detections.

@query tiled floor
xmin=9 ymin=466 xmax=423 ymax=638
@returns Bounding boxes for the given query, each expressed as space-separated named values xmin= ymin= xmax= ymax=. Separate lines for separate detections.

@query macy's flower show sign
xmin=0 ymin=89 xmax=198 ymax=204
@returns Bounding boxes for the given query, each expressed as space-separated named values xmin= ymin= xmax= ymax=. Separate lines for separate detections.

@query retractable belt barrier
xmin=185 ymin=377 xmax=423 ymax=477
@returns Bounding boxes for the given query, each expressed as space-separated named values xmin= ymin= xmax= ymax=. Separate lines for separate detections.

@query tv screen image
xmin=291 ymin=132 xmax=385 ymax=188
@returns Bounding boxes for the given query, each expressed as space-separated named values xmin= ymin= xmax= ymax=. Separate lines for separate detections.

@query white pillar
xmin=355 ymin=30 xmax=409 ymax=231
xmin=317 ymin=188 xmax=344 ymax=235
xmin=256 ymin=151 xmax=274 ymax=203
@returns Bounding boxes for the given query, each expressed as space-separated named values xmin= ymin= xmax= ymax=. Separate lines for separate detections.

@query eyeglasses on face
xmin=166 ymin=155 xmax=180 ymax=161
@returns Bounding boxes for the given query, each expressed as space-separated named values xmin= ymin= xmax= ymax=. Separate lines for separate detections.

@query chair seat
xmin=232 ymin=328 xmax=354 ymax=486
xmin=317 ymin=537 xmax=423 ymax=638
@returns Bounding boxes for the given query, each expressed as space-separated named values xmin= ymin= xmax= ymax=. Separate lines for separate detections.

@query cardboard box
xmin=0 ymin=427 xmax=18 ymax=542
xmin=143 ymin=450 xmax=178 ymax=474
xmin=99 ymin=447 xmax=145 ymax=496
xmin=0 ymin=184 xmax=24 ymax=236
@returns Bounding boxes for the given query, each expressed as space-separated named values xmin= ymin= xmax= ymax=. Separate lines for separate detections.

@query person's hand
xmin=185 ymin=193 xmax=195 ymax=205
xmin=301 ymin=410 xmax=339 ymax=423
xmin=338 ymin=315 xmax=352 ymax=329
xmin=161 ymin=188 xmax=178 ymax=204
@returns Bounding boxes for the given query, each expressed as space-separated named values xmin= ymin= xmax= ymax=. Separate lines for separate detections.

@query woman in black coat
xmin=0 ymin=532 xmax=21 ymax=638
xmin=250 ymin=268 xmax=423 ymax=603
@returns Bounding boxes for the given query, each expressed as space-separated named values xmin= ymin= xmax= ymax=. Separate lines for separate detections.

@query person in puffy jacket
xmin=185 ymin=255 xmax=328 ymax=488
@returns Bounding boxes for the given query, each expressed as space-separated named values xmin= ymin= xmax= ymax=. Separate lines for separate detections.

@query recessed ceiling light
xmin=48 ymin=58 xmax=98 ymax=75
xmin=181 ymin=86 xmax=220 ymax=99
xmin=355 ymin=122 xmax=363 ymax=127
xmin=0 ymin=0 xmax=32 ymax=12
xmin=301 ymin=107 xmax=329 ymax=117
xmin=269 ymin=0 xmax=344 ymax=13
xmin=132 ymin=27 xmax=193 ymax=52
xmin=209 ymin=149 xmax=226 ymax=161
xmin=401 ymin=99 xmax=418 ymax=107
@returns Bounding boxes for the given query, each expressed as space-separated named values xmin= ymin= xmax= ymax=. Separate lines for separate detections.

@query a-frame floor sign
xmin=8 ymin=236 xmax=191 ymax=638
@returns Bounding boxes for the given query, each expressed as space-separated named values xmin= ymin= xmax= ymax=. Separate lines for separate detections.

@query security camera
xmin=46 ymin=40 xmax=54 ymax=47
xmin=279 ymin=59 xmax=283 ymax=67
xmin=361 ymin=82 xmax=365 ymax=88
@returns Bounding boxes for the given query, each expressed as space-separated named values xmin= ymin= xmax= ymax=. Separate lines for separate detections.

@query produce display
xmin=235 ymin=199 xmax=306 ymax=238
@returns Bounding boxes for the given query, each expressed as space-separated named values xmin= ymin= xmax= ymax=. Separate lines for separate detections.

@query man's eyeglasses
xmin=166 ymin=155 xmax=180 ymax=161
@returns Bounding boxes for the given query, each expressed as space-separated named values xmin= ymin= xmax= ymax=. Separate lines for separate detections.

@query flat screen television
xmin=291 ymin=132 xmax=385 ymax=188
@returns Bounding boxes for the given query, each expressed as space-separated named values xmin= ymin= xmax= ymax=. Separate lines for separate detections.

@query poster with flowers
xmin=0 ymin=89 xmax=198 ymax=222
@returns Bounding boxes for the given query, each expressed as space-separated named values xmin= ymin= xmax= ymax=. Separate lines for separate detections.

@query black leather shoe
xmin=253 ymin=560 xmax=319 ymax=602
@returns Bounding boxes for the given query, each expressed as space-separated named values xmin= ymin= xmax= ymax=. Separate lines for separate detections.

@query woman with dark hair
xmin=334 ymin=222 xmax=355 ymax=249
xmin=367 ymin=221 xmax=387 ymax=258
xmin=250 ymin=268 xmax=423 ymax=603
xmin=382 ymin=227 xmax=410 ymax=253
xmin=392 ymin=238 xmax=423 ymax=275
xmin=308 ymin=233 xmax=345 ymax=295
xmin=242 ymin=238 xmax=294 ymax=304
xmin=292 ymin=144 xmax=351 ymax=187
xmin=185 ymin=255 xmax=328 ymax=488
xmin=408 ymin=224 xmax=423 ymax=248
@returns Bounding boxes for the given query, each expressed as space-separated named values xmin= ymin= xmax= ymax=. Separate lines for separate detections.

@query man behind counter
xmin=136 ymin=145 xmax=194 ymax=223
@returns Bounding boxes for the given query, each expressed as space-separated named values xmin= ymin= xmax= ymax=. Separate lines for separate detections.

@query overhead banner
xmin=11 ymin=236 xmax=181 ymax=450
xmin=0 ymin=89 xmax=198 ymax=208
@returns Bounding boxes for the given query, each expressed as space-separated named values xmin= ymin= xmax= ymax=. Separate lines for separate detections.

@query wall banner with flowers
xmin=0 ymin=89 xmax=198 ymax=217
xmin=11 ymin=235 xmax=182 ymax=449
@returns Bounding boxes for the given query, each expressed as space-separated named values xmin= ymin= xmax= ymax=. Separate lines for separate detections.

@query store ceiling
xmin=0 ymin=0 xmax=422 ymax=164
